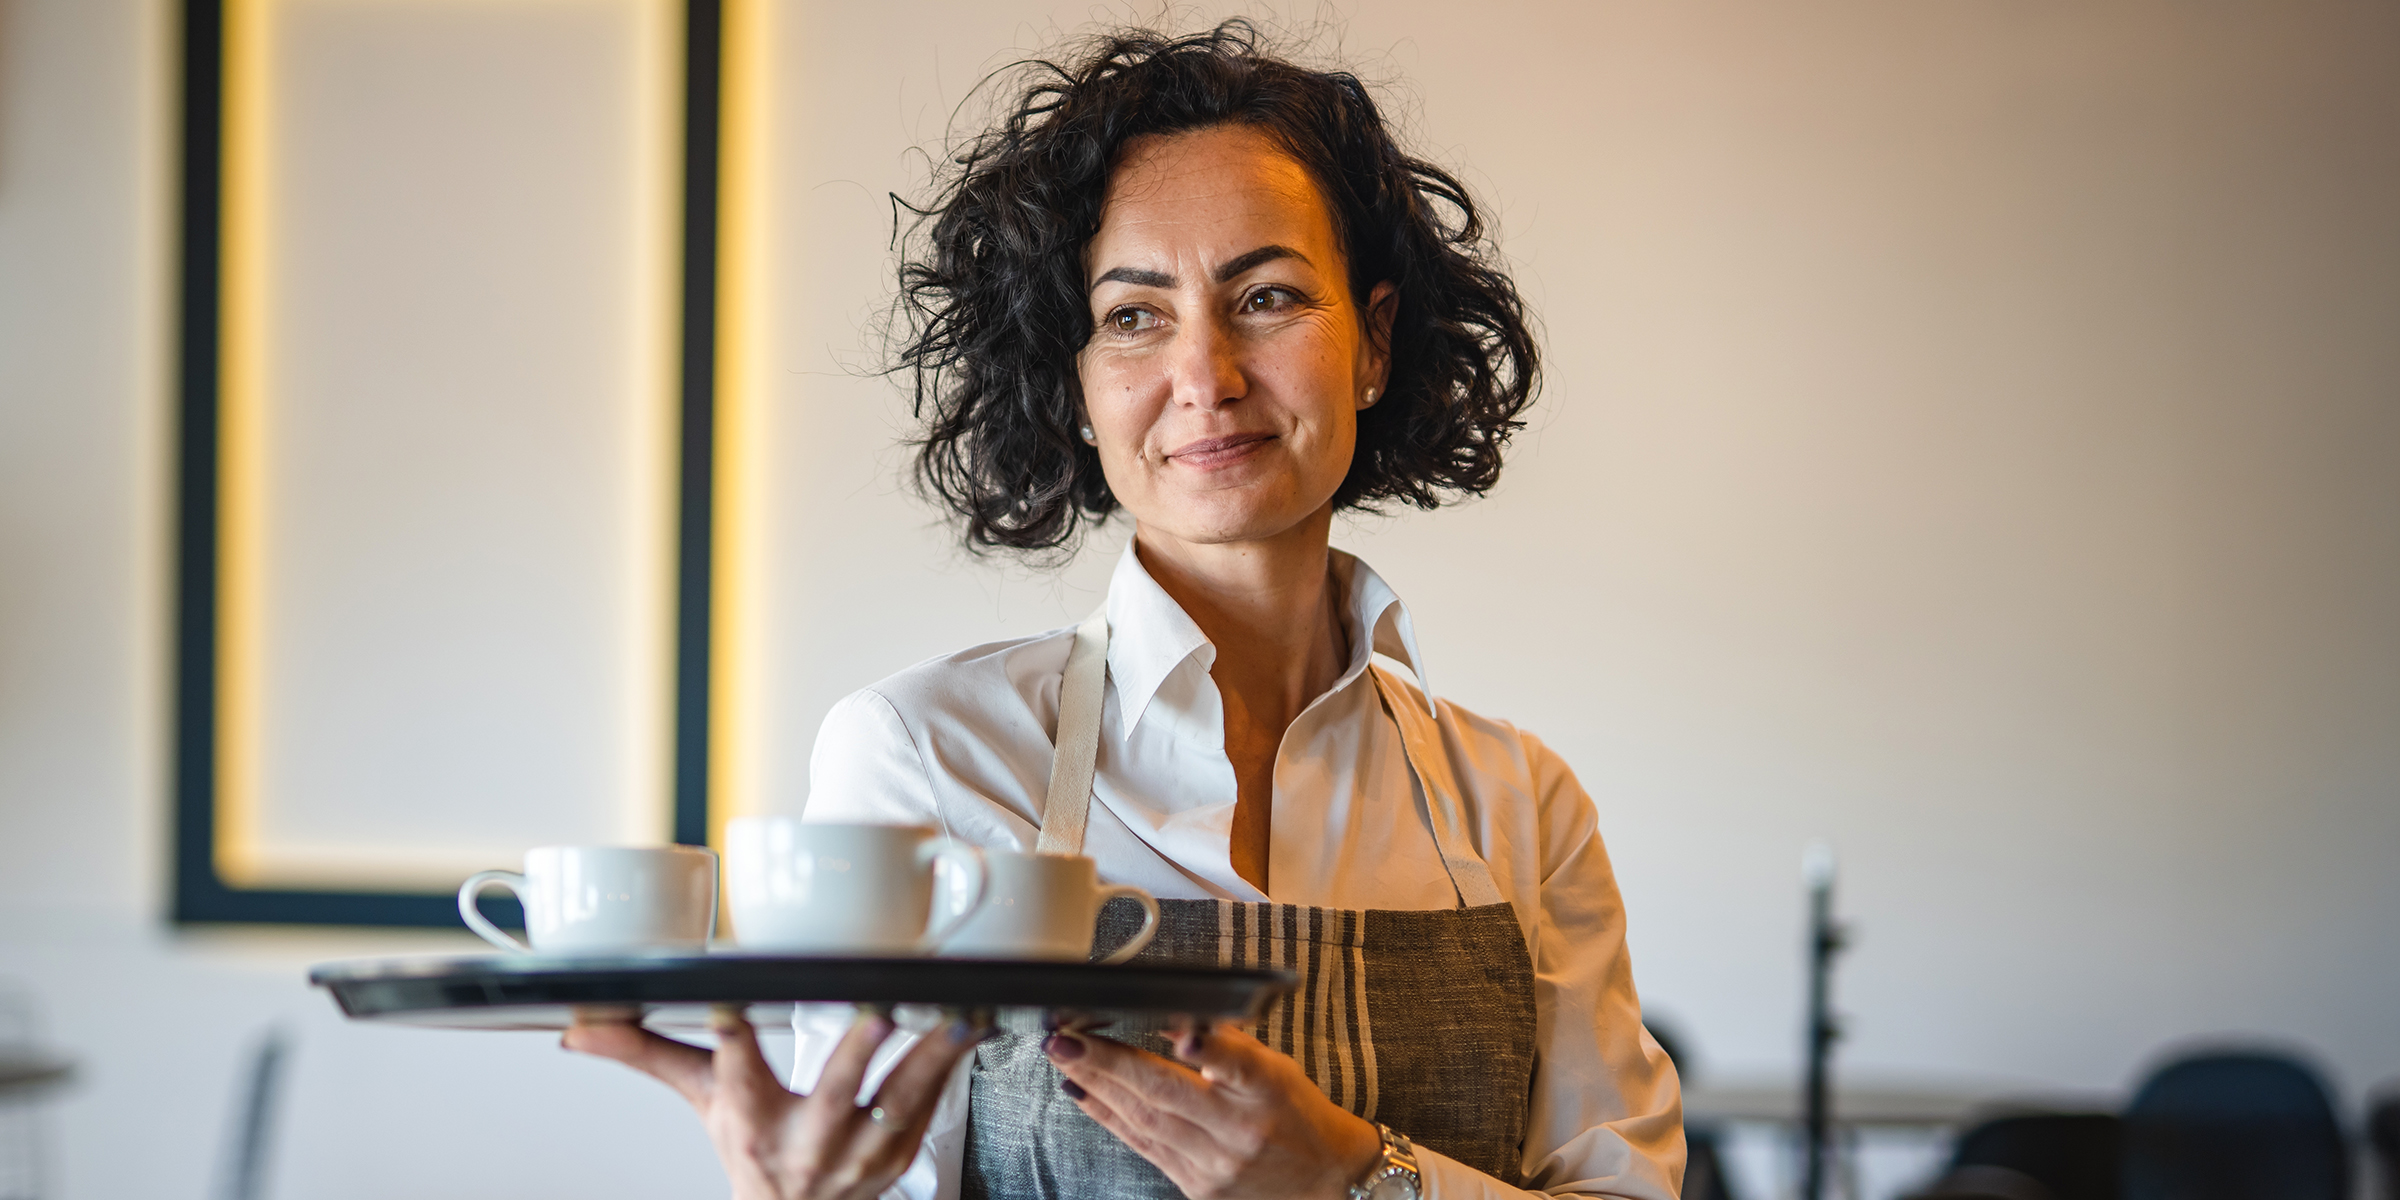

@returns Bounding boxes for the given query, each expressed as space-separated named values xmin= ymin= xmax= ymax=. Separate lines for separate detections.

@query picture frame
xmin=170 ymin=0 xmax=759 ymax=925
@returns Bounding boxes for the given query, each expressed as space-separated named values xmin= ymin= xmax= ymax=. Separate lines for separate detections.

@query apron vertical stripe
xmin=1351 ymin=909 xmax=1379 ymax=1120
xmin=1301 ymin=909 xmax=1315 ymax=1085
xmin=1327 ymin=908 xmax=1357 ymax=1114
xmin=1216 ymin=899 xmax=1233 ymax=968
xmin=1280 ymin=904 xmax=1301 ymax=1056
xmin=1261 ymin=904 xmax=1277 ymax=1054
xmin=1273 ymin=907 xmax=1288 ymax=1055
xmin=1319 ymin=913 xmax=1348 ymax=1109
xmin=1309 ymin=910 xmax=1332 ymax=1100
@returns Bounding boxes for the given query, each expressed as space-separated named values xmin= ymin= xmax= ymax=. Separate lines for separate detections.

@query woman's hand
xmin=1045 ymin=1019 xmax=1384 ymax=1200
xmin=564 ymin=1007 xmax=981 ymax=1200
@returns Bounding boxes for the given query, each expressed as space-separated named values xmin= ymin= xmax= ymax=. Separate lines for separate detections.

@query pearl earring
xmin=1363 ymin=387 xmax=1379 ymax=407
xmin=1079 ymin=424 xmax=1096 ymax=444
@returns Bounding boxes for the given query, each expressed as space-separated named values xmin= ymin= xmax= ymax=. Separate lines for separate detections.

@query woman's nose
xmin=1166 ymin=311 xmax=1246 ymax=410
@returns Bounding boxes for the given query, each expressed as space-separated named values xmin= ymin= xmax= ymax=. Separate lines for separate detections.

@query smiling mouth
xmin=1167 ymin=433 xmax=1275 ymax=468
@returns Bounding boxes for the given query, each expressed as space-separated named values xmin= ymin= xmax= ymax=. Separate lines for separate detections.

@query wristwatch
xmin=1346 ymin=1123 xmax=1422 ymax=1200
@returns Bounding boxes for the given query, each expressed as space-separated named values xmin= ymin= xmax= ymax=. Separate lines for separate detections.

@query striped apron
xmin=962 ymin=611 xmax=1540 ymax=1198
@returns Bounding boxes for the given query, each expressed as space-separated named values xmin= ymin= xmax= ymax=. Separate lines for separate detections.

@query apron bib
xmin=962 ymin=612 xmax=1540 ymax=1198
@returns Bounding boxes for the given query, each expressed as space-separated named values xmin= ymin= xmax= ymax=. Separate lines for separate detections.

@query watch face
xmin=1367 ymin=1176 xmax=1421 ymax=1200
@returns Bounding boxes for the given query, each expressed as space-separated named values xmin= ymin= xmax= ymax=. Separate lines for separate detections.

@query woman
xmin=567 ymin=22 xmax=1684 ymax=1200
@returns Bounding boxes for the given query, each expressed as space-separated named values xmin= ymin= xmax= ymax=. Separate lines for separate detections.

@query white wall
xmin=3 ymin=1 xmax=2395 ymax=1198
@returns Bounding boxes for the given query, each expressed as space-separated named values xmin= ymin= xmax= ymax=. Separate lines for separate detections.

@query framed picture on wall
xmin=172 ymin=0 xmax=764 ymax=925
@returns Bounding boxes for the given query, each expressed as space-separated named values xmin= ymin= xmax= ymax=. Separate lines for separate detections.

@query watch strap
xmin=1346 ymin=1123 xmax=1421 ymax=1200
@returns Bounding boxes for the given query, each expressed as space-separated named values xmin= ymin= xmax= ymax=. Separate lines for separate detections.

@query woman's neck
xmin=1133 ymin=506 xmax=1349 ymax=895
xmin=1132 ymin=506 xmax=1349 ymax=724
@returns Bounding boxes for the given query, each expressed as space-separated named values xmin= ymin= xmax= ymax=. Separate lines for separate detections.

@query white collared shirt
xmin=796 ymin=545 xmax=1684 ymax=1200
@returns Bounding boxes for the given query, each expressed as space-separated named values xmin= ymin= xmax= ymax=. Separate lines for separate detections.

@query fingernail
xmin=1061 ymin=1079 xmax=1088 ymax=1100
xmin=1044 ymin=1033 xmax=1086 ymax=1062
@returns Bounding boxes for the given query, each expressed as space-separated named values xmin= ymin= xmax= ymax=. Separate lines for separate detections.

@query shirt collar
xmin=1100 ymin=541 xmax=1433 ymax=741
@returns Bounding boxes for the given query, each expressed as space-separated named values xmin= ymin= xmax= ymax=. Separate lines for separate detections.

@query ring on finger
xmin=867 ymin=1104 xmax=900 ymax=1131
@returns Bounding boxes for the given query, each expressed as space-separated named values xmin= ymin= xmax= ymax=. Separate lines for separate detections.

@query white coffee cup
xmin=457 ymin=845 xmax=718 ymax=954
xmin=724 ymin=819 xmax=989 ymax=954
xmin=933 ymin=850 xmax=1159 ymax=963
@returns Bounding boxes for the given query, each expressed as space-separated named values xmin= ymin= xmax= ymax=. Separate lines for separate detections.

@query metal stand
xmin=1799 ymin=843 xmax=1847 ymax=1200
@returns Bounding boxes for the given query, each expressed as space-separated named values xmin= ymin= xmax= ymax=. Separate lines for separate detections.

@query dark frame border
xmin=172 ymin=0 xmax=724 ymax=925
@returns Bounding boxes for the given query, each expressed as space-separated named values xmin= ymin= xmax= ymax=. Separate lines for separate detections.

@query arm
xmin=1509 ymin=731 xmax=1684 ymax=1200
xmin=562 ymin=1010 xmax=983 ymax=1200
xmin=795 ymin=688 xmax=981 ymax=1200
xmin=566 ymin=690 xmax=987 ymax=1200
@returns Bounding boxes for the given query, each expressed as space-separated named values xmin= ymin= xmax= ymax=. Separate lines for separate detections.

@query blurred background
xmin=1 ymin=0 xmax=2395 ymax=1197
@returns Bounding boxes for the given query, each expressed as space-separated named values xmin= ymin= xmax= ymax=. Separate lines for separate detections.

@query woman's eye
xmin=1107 ymin=307 xmax=1160 ymax=333
xmin=1242 ymin=287 xmax=1299 ymax=313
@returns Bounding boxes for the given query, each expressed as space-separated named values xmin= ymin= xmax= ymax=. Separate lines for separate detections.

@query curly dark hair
xmin=892 ymin=19 xmax=1540 ymax=556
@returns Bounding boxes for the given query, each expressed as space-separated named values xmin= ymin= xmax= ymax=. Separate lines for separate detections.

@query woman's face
xmin=1078 ymin=125 xmax=1393 ymax=553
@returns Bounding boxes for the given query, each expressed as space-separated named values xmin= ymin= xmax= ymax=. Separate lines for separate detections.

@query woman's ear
xmin=1359 ymin=281 xmax=1399 ymax=405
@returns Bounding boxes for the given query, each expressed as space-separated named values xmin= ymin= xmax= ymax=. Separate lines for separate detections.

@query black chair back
xmin=2122 ymin=1051 xmax=2347 ymax=1200
xmin=2368 ymin=1091 xmax=2400 ymax=1200
xmin=1950 ymin=1113 xmax=2122 ymax=1200
xmin=1641 ymin=1021 xmax=1738 ymax=1200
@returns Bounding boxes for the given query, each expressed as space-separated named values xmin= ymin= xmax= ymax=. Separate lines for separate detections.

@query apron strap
xmin=1034 ymin=608 xmax=1110 ymax=857
xmin=1034 ymin=607 xmax=1505 ymax=909
xmin=1369 ymin=666 xmax=1507 ymax=909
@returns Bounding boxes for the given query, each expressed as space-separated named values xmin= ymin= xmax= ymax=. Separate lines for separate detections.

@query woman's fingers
xmin=1068 ymin=1079 xmax=1208 ymax=1186
xmin=1048 ymin=1031 xmax=1211 ymax=1114
xmin=562 ymin=1019 xmax=716 ymax=1109
xmin=1050 ymin=1032 xmax=1226 ymax=1161
xmin=868 ymin=1019 xmax=981 ymax=1126
xmin=791 ymin=1007 xmax=901 ymax=1154
xmin=842 ymin=1018 xmax=985 ymax=1172
xmin=1173 ymin=1019 xmax=1268 ymax=1089
xmin=808 ymin=1008 xmax=897 ymax=1108
xmin=706 ymin=1007 xmax=787 ymax=1111
xmin=1070 ymin=1062 xmax=1219 ymax=1148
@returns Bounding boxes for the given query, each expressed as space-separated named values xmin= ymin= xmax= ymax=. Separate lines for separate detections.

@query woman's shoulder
xmin=807 ymin=625 xmax=1077 ymax=833
xmin=836 ymin=625 xmax=1075 ymax=724
xmin=1370 ymin=666 xmax=1558 ymax=776
xmin=1372 ymin=667 xmax=1603 ymax=868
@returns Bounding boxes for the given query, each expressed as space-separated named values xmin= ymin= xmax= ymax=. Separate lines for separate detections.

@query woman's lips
xmin=1166 ymin=432 xmax=1274 ymax=469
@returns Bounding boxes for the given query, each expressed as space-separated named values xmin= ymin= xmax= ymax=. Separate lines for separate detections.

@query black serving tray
xmin=309 ymin=954 xmax=1295 ymax=1032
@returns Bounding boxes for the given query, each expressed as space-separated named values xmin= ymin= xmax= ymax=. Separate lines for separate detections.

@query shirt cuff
xmin=1414 ymin=1142 xmax=1542 ymax=1200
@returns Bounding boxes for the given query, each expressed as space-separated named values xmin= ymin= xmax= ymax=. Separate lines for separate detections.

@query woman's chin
xmin=1138 ymin=498 xmax=1333 ymax=552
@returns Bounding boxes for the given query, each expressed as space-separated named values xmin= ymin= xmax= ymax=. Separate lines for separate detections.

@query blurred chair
xmin=0 ymin=986 xmax=72 ymax=1200
xmin=1905 ymin=1113 xmax=2121 ymax=1200
xmin=2121 ymin=1050 xmax=2347 ymax=1200
xmin=212 ymin=1026 xmax=290 ymax=1200
xmin=1909 ymin=1164 xmax=2059 ymax=1200
xmin=1643 ymin=1021 xmax=1738 ymax=1200
xmin=2368 ymin=1088 xmax=2400 ymax=1200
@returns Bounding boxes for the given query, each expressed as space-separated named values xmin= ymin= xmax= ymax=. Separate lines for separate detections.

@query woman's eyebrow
xmin=1093 ymin=266 xmax=1173 ymax=289
xmin=1089 ymin=244 xmax=1309 ymax=291
xmin=1214 ymin=243 xmax=1305 ymax=282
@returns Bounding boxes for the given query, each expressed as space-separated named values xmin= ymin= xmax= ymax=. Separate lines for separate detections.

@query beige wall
xmin=3 ymin=1 xmax=2394 ymax=1197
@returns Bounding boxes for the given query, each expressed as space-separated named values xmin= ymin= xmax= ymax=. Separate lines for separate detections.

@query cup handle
xmin=912 ymin=839 xmax=987 ymax=953
xmin=457 ymin=870 xmax=532 ymax=953
xmin=1093 ymin=884 xmax=1160 ymax=965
